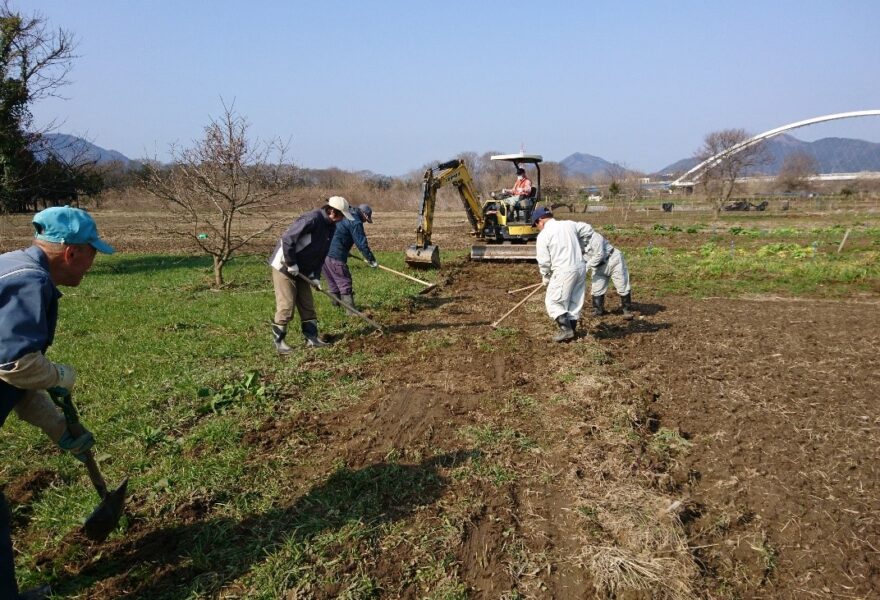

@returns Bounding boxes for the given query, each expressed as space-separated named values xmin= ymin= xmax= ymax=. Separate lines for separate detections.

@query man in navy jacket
xmin=268 ymin=196 xmax=353 ymax=352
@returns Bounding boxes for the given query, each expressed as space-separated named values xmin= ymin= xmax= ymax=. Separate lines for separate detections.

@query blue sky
xmin=26 ymin=0 xmax=880 ymax=176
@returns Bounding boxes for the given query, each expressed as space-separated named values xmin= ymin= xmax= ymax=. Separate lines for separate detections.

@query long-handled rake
xmin=491 ymin=284 xmax=543 ymax=329
xmin=350 ymin=254 xmax=437 ymax=294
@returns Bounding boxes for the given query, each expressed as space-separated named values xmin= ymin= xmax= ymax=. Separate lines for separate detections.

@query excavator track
xmin=470 ymin=243 xmax=537 ymax=262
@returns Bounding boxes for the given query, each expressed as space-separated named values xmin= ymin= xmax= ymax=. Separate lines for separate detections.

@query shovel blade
xmin=84 ymin=477 xmax=128 ymax=542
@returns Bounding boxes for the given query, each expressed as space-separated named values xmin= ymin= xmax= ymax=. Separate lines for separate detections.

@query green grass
xmin=630 ymin=229 xmax=880 ymax=297
xmin=2 ymin=251 xmax=445 ymax=596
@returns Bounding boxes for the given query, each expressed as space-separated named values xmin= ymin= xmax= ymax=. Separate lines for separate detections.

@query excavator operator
xmin=501 ymin=167 xmax=533 ymax=220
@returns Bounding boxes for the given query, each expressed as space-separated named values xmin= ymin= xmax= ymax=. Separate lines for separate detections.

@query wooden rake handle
xmin=491 ymin=284 xmax=544 ymax=329
xmin=295 ymin=273 xmax=384 ymax=333
xmin=350 ymin=254 xmax=434 ymax=287
xmin=507 ymin=282 xmax=543 ymax=295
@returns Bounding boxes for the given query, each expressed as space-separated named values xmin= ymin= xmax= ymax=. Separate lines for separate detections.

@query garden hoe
xmin=491 ymin=283 xmax=544 ymax=329
xmin=49 ymin=391 xmax=128 ymax=542
xmin=351 ymin=254 xmax=437 ymax=294
xmin=295 ymin=272 xmax=385 ymax=334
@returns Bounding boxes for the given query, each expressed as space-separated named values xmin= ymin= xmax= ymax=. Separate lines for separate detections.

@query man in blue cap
xmin=322 ymin=203 xmax=378 ymax=313
xmin=532 ymin=207 xmax=593 ymax=342
xmin=0 ymin=205 xmax=114 ymax=599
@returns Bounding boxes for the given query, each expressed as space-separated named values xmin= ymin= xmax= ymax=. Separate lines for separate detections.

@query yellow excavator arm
xmin=414 ymin=159 xmax=484 ymax=246
xmin=408 ymin=159 xmax=485 ymax=267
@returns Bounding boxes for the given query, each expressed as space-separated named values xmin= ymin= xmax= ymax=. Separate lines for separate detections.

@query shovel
xmin=350 ymin=254 xmax=437 ymax=293
xmin=49 ymin=391 xmax=128 ymax=542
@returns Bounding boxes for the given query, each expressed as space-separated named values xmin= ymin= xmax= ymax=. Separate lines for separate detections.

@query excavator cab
xmin=482 ymin=153 xmax=543 ymax=241
xmin=489 ymin=154 xmax=542 ymax=218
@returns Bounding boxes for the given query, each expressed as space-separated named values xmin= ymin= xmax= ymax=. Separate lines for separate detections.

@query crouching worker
xmin=0 ymin=206 xmax=114 ymax=600
xmin=269 ymin=196 xmax=354 ymax=352
xmin=532 ymin=207 xmax=593 ymax=342
xmin=582 ymin=226 xmax=633 ymax=319
xmin=322 ymin=203 xmax=377 ymax=313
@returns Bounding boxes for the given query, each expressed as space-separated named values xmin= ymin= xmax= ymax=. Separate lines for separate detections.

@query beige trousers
xmin=271 ymin=268 xmax=317 ymax=326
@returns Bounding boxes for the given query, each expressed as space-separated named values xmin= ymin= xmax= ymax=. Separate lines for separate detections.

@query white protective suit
xmin=535 ymin=219 xmax=593 ymax=321
xmin=582 ymin=228 xmax=631 ymax=297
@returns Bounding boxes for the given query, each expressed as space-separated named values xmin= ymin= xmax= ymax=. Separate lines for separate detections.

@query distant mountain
xmin=560 ymin=152 xmax=628 ymax=177
xmin=656 ymin=135 xmax=880 ymax=178
xmin=32 ymin=134 xmax=134 ymax=168
xmin=655 ymin=157 xmax=698 ymax=177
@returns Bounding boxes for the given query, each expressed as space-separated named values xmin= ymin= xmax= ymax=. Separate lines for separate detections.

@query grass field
xmin=2 ymin=201 xmax=879 ymax=598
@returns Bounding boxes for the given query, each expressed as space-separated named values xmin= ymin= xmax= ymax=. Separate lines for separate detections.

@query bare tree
xmin=0 ymin=1 xmax=78 ymax=212
xmin=603 ymin=163 xmax=628 ymax=198
xmin=776 ymin=151 xmax=818 ymax=192
xmin=144 ymin=102 xmax=292 ymax=287
xmin=695 ymin=128 xmax=770 ymax=217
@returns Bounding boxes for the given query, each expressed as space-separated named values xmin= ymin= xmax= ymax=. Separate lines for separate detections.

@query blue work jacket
xmin=327 ymin=211 xmax=376 ymax=263
xmin=0 ymin=246 xmax=61 ymax=425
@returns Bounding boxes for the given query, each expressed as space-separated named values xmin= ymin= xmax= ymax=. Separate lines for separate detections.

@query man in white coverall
xmin=532 ymin=207 xmax=593 ymax=342
xmin=581 ymin=225 xmax=633 ymax=319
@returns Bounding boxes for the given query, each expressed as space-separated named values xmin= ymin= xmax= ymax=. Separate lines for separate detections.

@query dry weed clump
xmin=586 ymin=545 xmax=694 ymax=600
xmin=579 ymin=485 xmax=697 ymax=599
xmin=566 ymin=372 xmax=698 ymax=599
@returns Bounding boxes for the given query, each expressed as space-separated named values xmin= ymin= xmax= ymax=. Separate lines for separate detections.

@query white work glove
xmin=49 ymin=363 xmax=76 ymax=397
xmin=286 ymin=263 xmax=299 ymax=278
xmin=58 ymin=425 xmax=95 ymax=463
xmin=368 ymin=260 xmax=378 ymax=268
xmin=309 ymin=277 xmax=322 ymax=291
xmin=541 ymin=276 xmax=550 ymax=287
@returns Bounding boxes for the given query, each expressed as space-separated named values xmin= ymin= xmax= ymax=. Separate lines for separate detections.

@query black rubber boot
xmin=301 ymin=319 xmax=330 ymax=348
xmin=340 ymin=293 xmax=356 ymax=315
xmin=553 ymin=315 xmax=575 ymax=342
xmin=569 ymin=317 xmax=578 ymax=338
xmin=591 ymin=294 xmax=605 ymax=317
xmin=620 ymin=293 xmax=634 ymax=320
xmin=19 ymin=585 xmax=52 ymax=600
xmin=271 ymin=322 xmax=293 ymax=354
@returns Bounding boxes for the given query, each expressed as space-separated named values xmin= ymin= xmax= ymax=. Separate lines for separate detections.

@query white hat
xmin=327 ymin=196 xmax=354 ymax=221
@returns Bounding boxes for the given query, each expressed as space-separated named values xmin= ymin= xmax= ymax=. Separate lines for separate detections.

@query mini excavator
xmin=404 ymin=153 xmax=544 ymax=268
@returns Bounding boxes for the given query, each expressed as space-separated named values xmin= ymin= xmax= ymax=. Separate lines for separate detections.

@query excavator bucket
xmin=405 ymin=244 xmax=441 ymax=268
xmin=470 ymin=244 xmax=538 ymax=262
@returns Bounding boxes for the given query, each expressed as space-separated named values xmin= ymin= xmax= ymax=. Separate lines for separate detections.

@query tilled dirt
xmin=603 ymin=295 xmax=880 ymax=598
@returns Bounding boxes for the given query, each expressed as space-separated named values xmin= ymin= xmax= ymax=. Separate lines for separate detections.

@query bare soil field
xmin=3 ymin=205 xmax=879 ymax=598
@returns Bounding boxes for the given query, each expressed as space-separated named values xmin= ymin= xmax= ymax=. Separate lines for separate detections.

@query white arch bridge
xmin=670 ymin=110 xmax=880 ymax=188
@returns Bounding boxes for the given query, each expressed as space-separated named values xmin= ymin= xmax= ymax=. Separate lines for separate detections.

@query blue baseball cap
xmin=530 ymin=206 xmax=552 ymax=225
xmin=358 ymin=204 xmax=373 ymax=223
xmin=32 ymin=206 xmax=115 ymax=254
